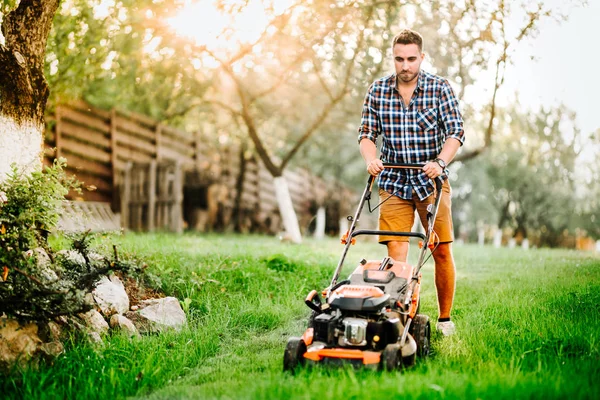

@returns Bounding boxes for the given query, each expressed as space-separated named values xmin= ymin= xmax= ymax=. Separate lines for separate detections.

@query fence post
xmin=120 ymin=162 xmax=132 ymax=230
xmin=110 ymin=108 xmax=118 ymax=193
xmin=173 ymin=160 xmax=184 ymax=233
xmin=148 ymin=160 xmax=157 ymax=231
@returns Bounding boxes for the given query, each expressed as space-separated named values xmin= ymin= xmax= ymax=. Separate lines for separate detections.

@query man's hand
xmin=366 ymin=159 xmax=384 ymax=176
xmin=423 ymin=161 xmax=444 ymax=179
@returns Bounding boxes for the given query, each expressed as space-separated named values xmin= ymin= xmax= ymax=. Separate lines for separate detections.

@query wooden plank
xmin=58 ymin=106 xmax=110 ymax=134
xmin=159 ymin=133 xmax=196 ymax=158
xmin=115 ymin=147 xmax=154 ymax=164
xmin=158 ymin=146 xmax=194 ymax=166
xmin=79 ymin=188 xmax=112 ymax=203
xmin=114 ymin=115 xmax=156 ymax=141
xmin=114 ymin=130 xmax=156 ymax=155
xmin=116 ymin=108 xmax=157 ymax=129
xmin=66 ymin=169 xmax=112 ymax=192
xmin=68 ymin=100 xmax=112 ymax=120
xmin=60 ymin=150 xmax=112 ymax=178
xmin=161 ymin=125 xmax=193 ymax=145
xmin=59 ymin=136 xmax=111 ymax=163
xmin=61 ymin=120 xmax=111 ymax=149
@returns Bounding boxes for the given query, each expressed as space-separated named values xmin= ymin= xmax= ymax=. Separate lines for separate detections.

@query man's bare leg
xmin=431 ymin=242 xmax=455 ymax=319
xmin=387 ymin=241 xmax=409 ymax=262
xmin=389 ymin=240 xmax=455 ymax=320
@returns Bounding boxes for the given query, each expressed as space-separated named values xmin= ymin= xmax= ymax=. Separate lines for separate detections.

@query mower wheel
xmin=283 ymin=337 xmax=307 ymax=373
xmin=411 ymin=314 xmax=431 ymax=357
xmin=381 ymin=343 xmax=402 ymax=371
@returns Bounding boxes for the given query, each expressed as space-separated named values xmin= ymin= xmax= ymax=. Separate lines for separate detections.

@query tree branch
xmin=279 ymin=5 xmax=375 ymax=170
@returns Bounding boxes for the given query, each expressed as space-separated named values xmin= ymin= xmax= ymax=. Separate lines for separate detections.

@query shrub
xmin=0 ymin=160 xmax=141 ymax=321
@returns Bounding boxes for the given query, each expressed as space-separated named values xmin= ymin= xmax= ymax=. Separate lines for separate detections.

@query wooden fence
xmin=45 ymin=101 xmax=355 ymax=233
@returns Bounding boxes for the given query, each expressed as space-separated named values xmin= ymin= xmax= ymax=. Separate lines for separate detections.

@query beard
xmin=397 ymin=70 xmax=419 ymax=83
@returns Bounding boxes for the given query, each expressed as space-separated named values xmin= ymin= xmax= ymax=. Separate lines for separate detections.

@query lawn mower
xmin=283 ymin=163 xmax=443 ymax=372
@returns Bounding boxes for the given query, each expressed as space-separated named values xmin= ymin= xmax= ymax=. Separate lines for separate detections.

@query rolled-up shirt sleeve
xmin=357 ymin=84 xmax=380 ymax=144
xmin=439 ymin=80 xmax=465 ymax=145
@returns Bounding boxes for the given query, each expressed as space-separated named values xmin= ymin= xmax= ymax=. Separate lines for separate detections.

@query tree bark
xmin=273 ymin=176 xmax=302 ymax=244
xmin=0 ymin=0 xmax=60 ymax=179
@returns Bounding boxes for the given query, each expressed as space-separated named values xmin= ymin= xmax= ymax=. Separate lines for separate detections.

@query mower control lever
xmin=305 ymin=290 xmax=323 ymax=313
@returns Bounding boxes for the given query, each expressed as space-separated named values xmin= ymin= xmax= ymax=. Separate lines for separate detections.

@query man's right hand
xmin=366 ymin=159 xmax=384 ymax=176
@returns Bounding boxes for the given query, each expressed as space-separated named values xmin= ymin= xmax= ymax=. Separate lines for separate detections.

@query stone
xmin=109 ymin=314 xmax=140 ymax=337
xmin=40 ymin=341 xmax=64 ymax=360
xmin=0 ymin=317 xmax=42 ymax=371
xmin=87 ymin=331 xmax=103 ymax=344
xmin=125 ymin=297 xmax=186 ymax=334
xmin=92 ymin=274 xmax=130 ymax=316
xmin=39 ymin=320 xmax=63 ymax=342
xmin=78 ymin=309 xmax=109 ymax=335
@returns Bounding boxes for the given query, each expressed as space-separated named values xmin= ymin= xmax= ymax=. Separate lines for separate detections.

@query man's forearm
xmin=360 ymin=138 xmax=378 ymax=165
xmin=437 ymin=137 xmax=462 ymax=165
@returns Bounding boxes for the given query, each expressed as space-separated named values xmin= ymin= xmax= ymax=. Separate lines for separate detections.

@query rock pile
xmin=0 ymin=273 xmax=186 ymax=372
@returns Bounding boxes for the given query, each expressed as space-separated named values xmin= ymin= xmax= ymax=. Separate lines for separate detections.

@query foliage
xmin=45 ymin=0 xmax=210 ymax=121
xmin=0 ymin=234 xmax=598 ymax=399
xmin=0 ymin=159 xmax=80 ymax=259
xmin=0 ymin=160 xmax=143 ymax=321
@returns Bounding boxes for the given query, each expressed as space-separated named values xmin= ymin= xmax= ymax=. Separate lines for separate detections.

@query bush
xmin=0 ymin=160 xmax=141 ymax=321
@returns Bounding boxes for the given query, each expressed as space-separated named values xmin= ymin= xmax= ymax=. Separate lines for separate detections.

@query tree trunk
xmin=0 ymin=0 xmax=60 ymax=180
xmin=232 ymin=143 xmax=247 ymax=232
xmin=273 ymin=176 xmax=302 ymax=244
xmin=0 ymin=117 xmax=44 ymax=179
xmin=314 ymin=206 xmax=326 ymax=240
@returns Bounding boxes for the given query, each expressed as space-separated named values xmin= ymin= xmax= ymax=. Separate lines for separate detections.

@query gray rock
xmin=109 ymin=314 xmax=140 ymax=337
xmin=125 ymin=297 xmax=186 ymax=334
xmin=93 ymin=274 xmax=130 ymax=316
xmin=78 ymin=309 xmax=109 ymax=335
xmin=40 ymin=341 xmax=64 ymax=359
xmin=87 ymin=331 xmax=103 ymax=344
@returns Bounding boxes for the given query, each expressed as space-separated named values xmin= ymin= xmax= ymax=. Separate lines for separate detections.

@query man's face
xmin=393 ymin=43 xmax=424 ymax=84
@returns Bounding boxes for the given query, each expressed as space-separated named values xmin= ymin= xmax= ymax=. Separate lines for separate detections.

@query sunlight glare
xmin=167 ymin=0 xmax=293 ymax=51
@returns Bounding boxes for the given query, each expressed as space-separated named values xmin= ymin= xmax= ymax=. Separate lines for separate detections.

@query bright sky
xmin=502 ymin=0 xmax=599 ymax=136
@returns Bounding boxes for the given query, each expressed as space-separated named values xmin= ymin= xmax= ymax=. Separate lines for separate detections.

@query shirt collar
xmin=389 ymin=70 xmax=426 ymax=91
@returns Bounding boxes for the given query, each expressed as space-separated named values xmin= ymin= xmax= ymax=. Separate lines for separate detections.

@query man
xmin=357 ymin=29 xmax=464 ymax=336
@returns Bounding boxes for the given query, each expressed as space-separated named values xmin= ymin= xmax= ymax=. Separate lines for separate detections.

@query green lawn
xmin=3 ymin=233 xmax=599 ymax=400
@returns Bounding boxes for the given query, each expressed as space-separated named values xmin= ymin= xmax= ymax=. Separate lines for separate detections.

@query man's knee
xmin=432 ymin=243 xmax=454 ymax=265
xmin=387 ymin=241 xmax=409 ymax=262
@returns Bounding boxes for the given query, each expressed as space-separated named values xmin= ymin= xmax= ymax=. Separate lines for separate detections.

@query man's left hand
xmin=423 ymin=161 xmax=444 ymax=179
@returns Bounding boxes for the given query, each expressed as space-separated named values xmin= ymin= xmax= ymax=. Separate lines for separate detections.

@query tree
xmin=183 ymin=0 xmax=405 ymax=243
xmin=477 ymin=102 xmax=582 ymax=246
xmin=0 ymin=0 xmax=60 ymax=180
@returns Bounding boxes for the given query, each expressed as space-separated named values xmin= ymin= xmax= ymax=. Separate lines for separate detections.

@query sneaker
xmin=436 ymin=320 xmax=456 ymax=336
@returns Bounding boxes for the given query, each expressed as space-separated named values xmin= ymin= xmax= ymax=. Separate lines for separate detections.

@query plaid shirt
xmin=358 ymin=70 xmax=464 ymax=200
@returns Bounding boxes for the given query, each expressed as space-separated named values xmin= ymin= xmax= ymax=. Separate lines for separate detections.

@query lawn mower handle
xmin=329 ymin=162 xmax=443 ymax=295
xmin=370 ymin=162 xmax=444 ymax=192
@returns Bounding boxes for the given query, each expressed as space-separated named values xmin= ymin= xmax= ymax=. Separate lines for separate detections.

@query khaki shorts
xmin=378 ymin=180 xmax=454 ymax=244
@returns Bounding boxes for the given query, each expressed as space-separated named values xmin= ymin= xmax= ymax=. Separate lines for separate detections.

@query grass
xmin=2 ymin=233 xmax=599 ymax=400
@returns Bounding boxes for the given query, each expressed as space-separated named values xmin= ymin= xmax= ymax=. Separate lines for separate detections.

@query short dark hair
xmin=392 ymin=29 xmax=423 ymax=53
